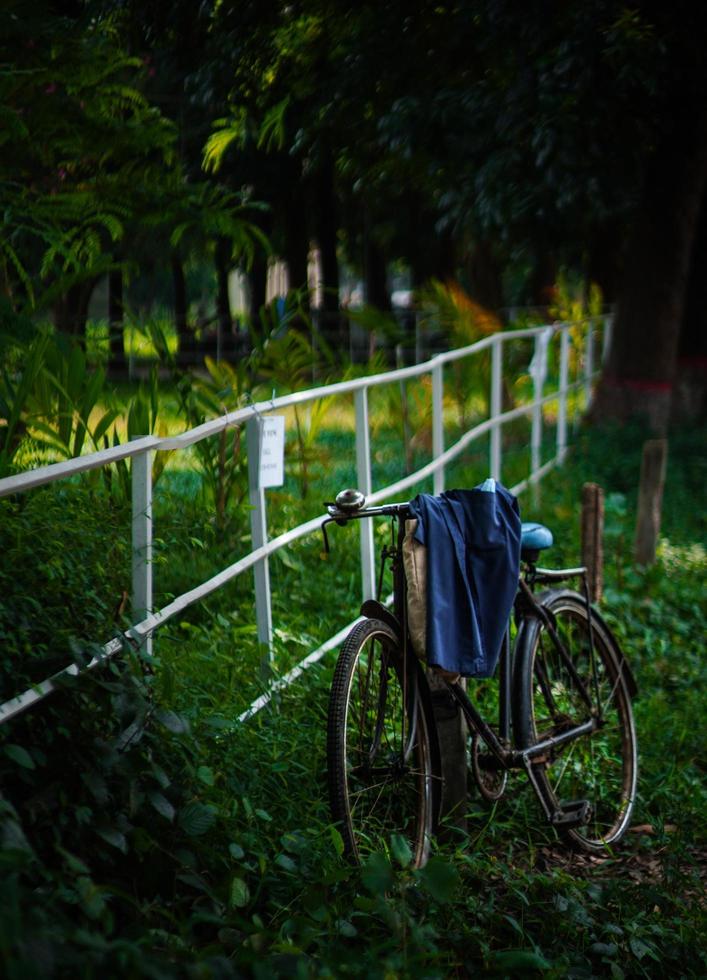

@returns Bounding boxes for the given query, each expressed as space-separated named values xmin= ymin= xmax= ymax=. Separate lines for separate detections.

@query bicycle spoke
xmin=520 ymin=592 xmax=637 ymax=852
xmin=328 ymin=618 xmax=436 ymax=867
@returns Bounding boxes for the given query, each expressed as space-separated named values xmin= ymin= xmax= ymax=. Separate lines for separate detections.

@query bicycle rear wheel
xmin=515 ymin=591 xmax=637 ymax=851
xmin=327 ymin=618 xmax=438 ymax=867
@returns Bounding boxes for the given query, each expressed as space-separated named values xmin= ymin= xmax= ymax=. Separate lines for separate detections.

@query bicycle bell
xmin=335 ymin=488 xmax=366 ymax=513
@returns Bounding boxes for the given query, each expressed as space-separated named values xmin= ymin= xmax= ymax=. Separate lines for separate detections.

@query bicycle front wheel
xmin=515 ymin=591 xmax=637 ymax=852
xmin=327 ymin=618 xmax=438 ymax=867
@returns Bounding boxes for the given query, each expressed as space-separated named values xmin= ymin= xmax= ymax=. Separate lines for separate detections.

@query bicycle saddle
xmin=520 ymin=522 xmax=553 ymax=558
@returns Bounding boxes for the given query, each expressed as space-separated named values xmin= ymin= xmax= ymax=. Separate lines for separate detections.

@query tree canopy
xmin=2 ymin=0 xmax=705 ymax=426
xmin=0 ymin=1 xmax=174 ymax=321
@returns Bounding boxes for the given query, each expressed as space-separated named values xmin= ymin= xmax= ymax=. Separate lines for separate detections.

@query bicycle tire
xmin=327 ymin=618 xmax=438 ymax=867
xmin=514 ymin=590 xmax=637 ymax=852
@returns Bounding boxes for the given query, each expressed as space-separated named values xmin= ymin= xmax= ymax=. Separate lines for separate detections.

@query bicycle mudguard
xmin=586 ymin=602 xmax=639 ymax=699
xmin=360 ymin=599 xmax=402 ymax=641
xmin=529 ymin=588 xmax=639 ymax=700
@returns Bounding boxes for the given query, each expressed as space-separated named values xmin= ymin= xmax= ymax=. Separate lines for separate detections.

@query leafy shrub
xmin=0 ymin=364 xmax=704 ymax=977
xmin=0 ymin=485 xmax=130 ymax=696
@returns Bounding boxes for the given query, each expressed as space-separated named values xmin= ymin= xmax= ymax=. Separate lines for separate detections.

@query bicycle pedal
xmin=550 ymin=799 xmax=592 ymax=828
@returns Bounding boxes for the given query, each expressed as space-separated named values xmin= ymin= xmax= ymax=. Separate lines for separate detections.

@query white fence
xmin=0 ymin=317 xmax=609 ymax=725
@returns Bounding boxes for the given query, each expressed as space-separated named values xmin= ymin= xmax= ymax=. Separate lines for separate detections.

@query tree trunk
xmin=283 ymin=188 xmax=310 ymax=301
xmin=528 ymin=249 xmax=558 ymax=309
xmin=431 ymin=228 xmax=457 ymax=284
xmin=282 ymin=184 xmax=311 ymax=339
xmin=171 ymin=252 xmax=191 ymax=363
xmin=586 ymin=222 xmax=622 ymax=307
xmin=467 ymin=238 xmax=503 ymax=312
xmin=591 ymin=102 xmax=707 ymax=433
xmin=108 ymin=267 xmax=126 ymax=373
xmin=248 ymin=252 xmax=268 ymax=333
xmin=406 ymin=193 xmax=429 ymax=291
xmin=674 ymin=189 xmax=707 ymax=420
xmin=215 ymin=237 xmax=232 ymax=358
xmin=314 ymin=147 xmax=341 ymax=348
xmin=54 ymin=280 xmax=93 ymax=337
xmin=364 ymin=236 xmax=390 ymax=312
xmin=364 ymin=235 xmax=395 ymax=362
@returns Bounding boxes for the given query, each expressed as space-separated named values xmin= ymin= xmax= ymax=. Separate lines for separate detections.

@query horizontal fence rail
xmin=0 ymin=317 xmax=608 ymax=725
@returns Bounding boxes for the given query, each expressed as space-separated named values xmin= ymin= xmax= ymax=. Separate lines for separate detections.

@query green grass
xmin=0 ymin=416 xmax=705 ymax=978
xmin=147 ymin=420 xmax=707 ymax=976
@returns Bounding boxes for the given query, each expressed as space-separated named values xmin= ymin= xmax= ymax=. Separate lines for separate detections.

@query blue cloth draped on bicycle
xmin=409 ymin=480 xmax=521 ymax=678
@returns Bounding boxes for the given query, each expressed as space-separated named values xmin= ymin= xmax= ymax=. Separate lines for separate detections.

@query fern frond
xmin=257 ymin=97 xmax=289 ymax=152
xmin=0 ymin=241 xmax=35 ymax=306
xmin=202 ymin=110 xmax=248 ymax=173
xmin=89 ymin=84 xmax=150 ymax=118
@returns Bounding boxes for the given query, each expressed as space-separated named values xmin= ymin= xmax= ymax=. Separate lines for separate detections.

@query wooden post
xmin=634 ymin=439 xmax=668 ymax=566
xmin=581 ymin=483 xmax=604 ymax=602
xmin=427 ymin=671 xmax=467 ymax=838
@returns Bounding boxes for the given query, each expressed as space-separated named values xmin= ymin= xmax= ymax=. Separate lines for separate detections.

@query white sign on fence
xmin=259 ymin=416 xmax=285 ymax=488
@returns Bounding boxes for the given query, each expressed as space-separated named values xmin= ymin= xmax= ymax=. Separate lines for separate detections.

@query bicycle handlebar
xmin=323 ymin=500 xmax=410 ymax=521
xmin=320 ymin=493 xmax=411 ymax=553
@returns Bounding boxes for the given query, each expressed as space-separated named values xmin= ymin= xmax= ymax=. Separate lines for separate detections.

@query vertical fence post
xmin=530 ymin=332 xmax=546 ymax=507
xmin=354 ymin=387 xmax=376 ymax=601
xmin=584 ymin=320 xmax=595 ymax=408
xmin=131 ymin=445 xmax=153 ymax=656
xmin=246 ymin=417 xmax=274 ymax=673
xmin=557 ymin=327 xmax=570 ymax=464
xmin=490 ymin=334 xmax=503 ymax=482
xmin=432 ymin=361 xmax=445 ymax=495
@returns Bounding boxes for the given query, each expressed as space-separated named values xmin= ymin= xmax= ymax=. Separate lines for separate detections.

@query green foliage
xmin=28 ymin=334 xmax=119 ymax=461
xmin=0 ymin=330 xmax=50 ymax=474
xmin=0 ymin=647 xmax=250 ymax=977
xmin=0 ymin=485 xmax=130 ymax=696
xmin=0 ymin=329 xmax=176 ymax=504
xmin=0 ymin=0 xmax=176 ymax=318
xmin=203 ymin=0 xmax=674 ymax=303
xmin=0 ymin=0 xmax=702 ymax=963
xmin=549 ymin=270 xmax=604 ymax=325
xmin=251 ymin=295 xmax=339 ymax=499
xmin=176 ymin=355 xmax=250 ymax=531
xmin=166 ymin=181 xmax=270 ymax=273
xmin=415 ymin=279 xmax=506 ymax=426
xmin=0 ymin=333 xmax=704 ymax=978
xmin=104 ymin=364 xmax=175 ymax=500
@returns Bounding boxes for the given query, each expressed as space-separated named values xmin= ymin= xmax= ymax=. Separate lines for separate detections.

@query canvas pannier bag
xmin=402 ymin=519 xmax=427 ymax=659
xmin=402 ymin=518 xmax=460 ymax=683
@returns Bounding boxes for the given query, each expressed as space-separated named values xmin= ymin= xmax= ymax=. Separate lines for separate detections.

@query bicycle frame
xmin=324 ymin=491 xmax=638 ymax=851
xmin=321 ymin=501 xmax=605 ymax=777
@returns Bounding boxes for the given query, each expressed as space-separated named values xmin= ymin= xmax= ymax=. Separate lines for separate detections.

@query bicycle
xmin=322 ymin=487 xmax=638 ymax=868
